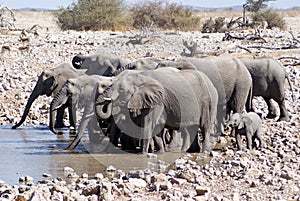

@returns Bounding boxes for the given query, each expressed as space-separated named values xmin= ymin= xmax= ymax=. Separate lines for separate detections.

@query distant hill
xmin=16 ymin=7 xmax=57 ymax=11
xmin=184 ymin=5 xmax=243 ymax=11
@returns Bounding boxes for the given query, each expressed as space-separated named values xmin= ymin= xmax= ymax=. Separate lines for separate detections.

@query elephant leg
xmin=55 ymin=106 xmax=66 ymax=128
xmin=142 ymin=138 xmax=151 ymax=154
xmin=168 ymin=130 xmax=182 ymax=151
xmin=246 ymin=130 xmax=253 ymax=150
xmin=235 ymin=132 xmax=243 ymax=150
xmin=255 ymin=129 xmax=264 ymax=148
xmin=200 ymin=126 xmax=211 ymax=153
xmin=67 ymin=102 xmax=76 ymax=129
xmin=182 ymin=126 xmax=200 ymax=152
xmin=153 ymin=135 xmax=165 ymax=154
xmin=263 ymin=97 xmax=277 ymax=119
xmin=277 ymin=99 xmax=290 ymax=122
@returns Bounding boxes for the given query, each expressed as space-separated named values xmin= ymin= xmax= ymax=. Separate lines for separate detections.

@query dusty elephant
xmin=71 ymin=53 xmax=130 ymax=76
xmin=96 ymin=67 xmax=218 ymax=154
xmin=240 ymin=57 xmax=294 ymax=121
xmin=49 ymin=74 xmax=114 ymax=150
xmin=227 ymin=112 xmax=263 ymax=150
xmin=12 ymin=63 xmax=86 ymax=129
xmin=158 ymin=56 xmax=253 ymax=136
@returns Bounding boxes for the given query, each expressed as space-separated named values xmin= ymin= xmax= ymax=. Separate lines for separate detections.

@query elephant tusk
xmin=103 ymin=97 xmax=111 ymax=101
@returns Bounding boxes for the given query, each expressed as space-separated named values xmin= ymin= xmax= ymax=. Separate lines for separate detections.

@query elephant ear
xmin=239 ymin=115 xmax=252 ymax=129
xmin=128 ymin=84 xmax=164 ymax=109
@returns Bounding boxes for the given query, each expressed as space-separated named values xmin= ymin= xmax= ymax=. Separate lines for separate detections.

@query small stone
xmin=95 ymin=173 xmax=104 ymax=180
xmin=42 ymin=173 xmax=52 ymax=178
xmin=63 ymin=167 xmax=74 ymax=172
xmin=195 ymin=185 xmax=210 ymax=196
xmin=128 ymin=170 xmax=144 ymax=179
xmin=106 ymin=165 xmax=117 ymax=172
xmin=147 ymin=153 xmax=157 ymax=158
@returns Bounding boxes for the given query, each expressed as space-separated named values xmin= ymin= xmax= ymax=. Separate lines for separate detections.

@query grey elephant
xmin=240 ymin=57 xmax=294 ymax=121
xmin=71 ymin=53 xmax=130 ymax=76
xmin=227 ymin=112 xmax=263 ymax=150
xmin=12 ymin=63 xmax=86 ymax=129
xmin=96 ymin=67 xmax=218 ymax=154
xmin=158 ymin=56 xmax=253 ymax=136
xmin=49 ymin=74 xmax=114 ymax=150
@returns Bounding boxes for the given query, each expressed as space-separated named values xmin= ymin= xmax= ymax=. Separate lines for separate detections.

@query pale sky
xmin=1 ymin=0 xmax=299 ymax=10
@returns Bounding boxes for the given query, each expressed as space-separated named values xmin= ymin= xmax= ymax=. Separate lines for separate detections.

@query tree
xmin=56 ymin=0 xmax=128 ymax=31
xmin=244 ymin=0 xmax=275 ymax=12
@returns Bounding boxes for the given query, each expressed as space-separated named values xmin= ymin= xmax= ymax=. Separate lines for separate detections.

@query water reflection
xmin=0 ymin=126 xmax=184 ymax=185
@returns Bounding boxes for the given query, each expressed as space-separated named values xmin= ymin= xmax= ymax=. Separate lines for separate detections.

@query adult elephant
xmin=49 ymin=74 xmax=114 ymax=150
xmin=71 ymin=53 xmax=130 ymax=76
xmin=158 ymin=56 xmax=253 ymax=134
xmin=96 ymin=67 xmax=218 ymax=154
xmin=12 ymin=63 xmax=86 ymax=129
xmin=240 ymin=57 xmax=294 ymax=121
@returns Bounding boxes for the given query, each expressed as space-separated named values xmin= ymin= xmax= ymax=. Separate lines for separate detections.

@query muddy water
xmin=0 ymin=126 xmax=184 ymax=185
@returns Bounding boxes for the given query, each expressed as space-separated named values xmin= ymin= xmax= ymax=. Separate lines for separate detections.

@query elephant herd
xmin=12 ymin=53 xmax=294 ymax=153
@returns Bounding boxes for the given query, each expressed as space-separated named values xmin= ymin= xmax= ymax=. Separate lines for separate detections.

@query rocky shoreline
xmin=0 ymin=11 xmax=299 ymax=200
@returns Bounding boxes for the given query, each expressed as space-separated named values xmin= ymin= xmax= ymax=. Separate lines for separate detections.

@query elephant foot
xmin=266 ymin=113 xmax=277 ymax=119
xmin=277 ymin=116 xmax=290 ymax=122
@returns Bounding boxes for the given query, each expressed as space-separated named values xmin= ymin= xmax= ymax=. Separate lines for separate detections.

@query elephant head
xmin=227 ymin=113 xmax=252 ymax=130
xmin=72 ymin=54 xmax=86 ymax=69
xmin=110 ymin=74 xmax=165 ymax=139
xmin=12 ymin=63 xmax=79 ymax=129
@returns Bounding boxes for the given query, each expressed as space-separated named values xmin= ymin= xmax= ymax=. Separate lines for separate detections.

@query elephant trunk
xmin=95 ymin=98 xmax=112 ymax=120
xmin=12 ymin=82 xmax=43 ymax=129
xmin=71 ymin=55 xmax=86 ymax=69
xmin=49 ymin=87 xmax=69 ymax=134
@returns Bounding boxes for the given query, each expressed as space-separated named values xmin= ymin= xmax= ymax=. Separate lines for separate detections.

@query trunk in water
xmin=49 ymin=87 xmax=69 ymax=134
xmin=12 ymin=82 xmax=43 ymax=129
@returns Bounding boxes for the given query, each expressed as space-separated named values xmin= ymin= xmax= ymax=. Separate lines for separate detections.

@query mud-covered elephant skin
xmin=240 ymin=57 xmax=294 ymax=121
xmin=50 ymin=74 xmax=114 ymax=150
xmin=97 ymin=67 xmax=218 ymax=154
xmin=227 ymin=112 xmax=263 ymax=150
xmin=71 ymin=53 xmax=130 ymax=76
xmin=12 ymin=63 xmax=86 ymax=129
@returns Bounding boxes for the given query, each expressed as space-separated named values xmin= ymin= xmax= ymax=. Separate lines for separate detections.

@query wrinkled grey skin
xmin=158 ymin=56 xmax=253 ymax=136
xmin=12 ymin=63 xmax=86 ymax=129
xmin=96 ymin=68 xmax=218 ymax=154
xmin=227 ymin=112 xmax=263 ymax=150
xmin=72 ymin=53 xmax=130 ymax=76
xmin=50 ymin=74 xmax=114 ymax=150
xmin=240 ymin=57 xmax=294 ymax=121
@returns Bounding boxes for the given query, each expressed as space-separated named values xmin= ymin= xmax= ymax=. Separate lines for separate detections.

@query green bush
xmin=251 ymin=9 xmax=286 ymax=29
xmin=129 ymin=0 xmax=201 ymax=31
xmin=55 ymin=0 xmax=130 ymax=31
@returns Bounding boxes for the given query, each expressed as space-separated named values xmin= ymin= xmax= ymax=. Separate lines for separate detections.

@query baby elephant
xmin=227 ymin=112 xmax=264 ymax=150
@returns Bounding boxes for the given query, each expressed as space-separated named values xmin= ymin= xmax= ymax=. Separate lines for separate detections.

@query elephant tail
xmin=285 ymin=74 xmax=295 ymax=102
xmin=245 ymin=85 xmax=253 ymax=112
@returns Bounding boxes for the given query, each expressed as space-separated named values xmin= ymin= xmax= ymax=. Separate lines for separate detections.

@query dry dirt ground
xmin=0 ymin=10 xmax=299 ymax=201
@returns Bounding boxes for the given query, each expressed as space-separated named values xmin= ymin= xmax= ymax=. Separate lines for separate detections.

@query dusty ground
xmin=0 ymin=10 xmax=299 ymax=200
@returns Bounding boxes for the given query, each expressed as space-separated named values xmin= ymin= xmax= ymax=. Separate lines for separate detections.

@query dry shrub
xmin=251 ymin=9 xmax=286 ymax=29
xmin=129 ymin=0 xmax=201 ymax=31
xmin=201 ymin=17 xmax=227 ymax=33
xmin=55 ymin=0 xmax=131 ymax=31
